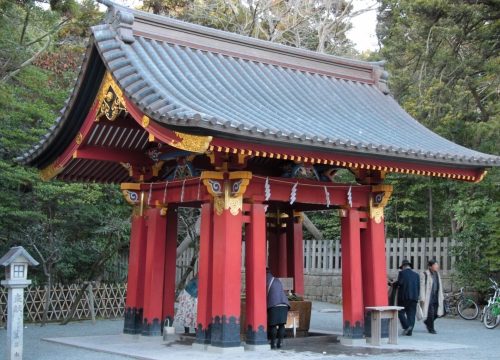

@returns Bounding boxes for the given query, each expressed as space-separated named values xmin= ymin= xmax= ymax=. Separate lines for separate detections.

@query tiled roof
xmin=18 ymin=1 xmax=499 ymax=169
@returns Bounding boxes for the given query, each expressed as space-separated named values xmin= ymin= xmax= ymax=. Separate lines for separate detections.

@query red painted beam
xmin=209 ymin=137 xmax=485 ymax=181
xmin=75 ymin=146 xmax=152 ymax=165
xmin=132 ymin=176 xmax=372 ymax=208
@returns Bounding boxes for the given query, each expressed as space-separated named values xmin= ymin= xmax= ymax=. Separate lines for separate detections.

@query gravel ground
xmin=0 ymin=302 xmax=498 ymax=360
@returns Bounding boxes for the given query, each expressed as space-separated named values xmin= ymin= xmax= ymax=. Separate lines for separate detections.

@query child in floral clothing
xmin=175 ymin=277 xmax=198 ymax=334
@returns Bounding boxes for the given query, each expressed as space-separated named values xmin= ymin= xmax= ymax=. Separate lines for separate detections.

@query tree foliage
xmin=376 ymin=0 xmax=499 ymax=290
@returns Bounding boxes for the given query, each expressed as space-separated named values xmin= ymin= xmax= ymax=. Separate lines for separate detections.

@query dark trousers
xmin=425 ymin=302 xmax=439 ymax=330
xmin=398 ymin=300 xmax=417 ymax=330
xmin=268 ymin=324 xmax=285 ymax=347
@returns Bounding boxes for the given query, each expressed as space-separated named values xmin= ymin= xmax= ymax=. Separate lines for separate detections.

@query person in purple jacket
xmin=266 ymin=268 xmax=290 ymax=349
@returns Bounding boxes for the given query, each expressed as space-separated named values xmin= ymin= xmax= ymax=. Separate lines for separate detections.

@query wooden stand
xmin=365 ymin=306 xmax=404 ymax=346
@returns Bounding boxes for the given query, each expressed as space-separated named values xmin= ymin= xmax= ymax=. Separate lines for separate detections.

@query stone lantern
xmin=1 ymin=246 xmax=39 ymax=360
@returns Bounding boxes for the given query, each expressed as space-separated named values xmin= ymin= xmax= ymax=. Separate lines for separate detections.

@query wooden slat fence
xmin=0 ymin=283 xmax=126 ymax=324
xmin=304 ymin=237 xmax=456 ymax=275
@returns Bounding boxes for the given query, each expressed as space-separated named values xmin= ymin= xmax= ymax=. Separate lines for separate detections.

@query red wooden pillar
xmin=361 ymin=217 xmax=388 ymax=308
xmin=209 ymin=202 xmax=243 ymax=348
xmin=142 ymin=207 xmax=167 ymax=336
xmin=244 ymin=203 xmax=268 ymax=346
xmin=124 ymin=213 xmax=147 ymax=334
xmin=277 ymin=218 xmax=288 ymax=278
xmin=340 ymin=208 xmax=364 ymax=344
xmin=361 ymin=215 xmax=389 ymax=338
xmin=195 ymin=202 xmax=214 ymax=345
xmin=162 ymin=206 xmax=178 ymax=328
xmin=267 ymin=219 xmax=279 ymax=276
xmin=286 ymin=212 xmax=305 ymax=295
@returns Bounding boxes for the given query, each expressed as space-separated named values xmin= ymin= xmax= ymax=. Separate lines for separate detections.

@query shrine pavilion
xmin=19 ymin=0 xmax=499 ymax=351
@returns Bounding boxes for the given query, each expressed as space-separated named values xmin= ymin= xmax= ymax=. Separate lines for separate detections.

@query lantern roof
xmin=0 ymin=246 xmax=39 ymax=267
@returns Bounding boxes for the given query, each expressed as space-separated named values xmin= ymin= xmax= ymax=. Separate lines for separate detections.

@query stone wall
xmin=303 ymin=272 xmax=454 ymax=303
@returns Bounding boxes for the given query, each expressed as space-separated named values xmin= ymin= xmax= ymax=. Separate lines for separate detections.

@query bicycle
xmin=481 ymin=278 xmax=500 ymax=329
xmin=443 ymin=287 xmax=479 ymax=320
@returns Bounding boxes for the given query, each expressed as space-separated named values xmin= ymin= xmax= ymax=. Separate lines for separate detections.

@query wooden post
xmin=162 ymin=206 xmax=178 ymax=328
xmin=142 ymin=207 xmax=167 ymax=336
xmin=208 ymin=197 xmax=244 ymax=349
xmin=195 ymin=202 xmax=214 ymax=346
xmin=244 ymin=203 xmax=268 ymax=348
xmin=123 ymin=214 xmax=147 ymax=334
xmin=340 ymin=209 xmax=364 ymax=345
xmin=286 ymin=212 xmax=304 ymax=295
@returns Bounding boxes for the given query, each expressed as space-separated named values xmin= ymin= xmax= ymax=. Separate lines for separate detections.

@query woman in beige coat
xmin=419 ymin=259 xmax=444 ymax=334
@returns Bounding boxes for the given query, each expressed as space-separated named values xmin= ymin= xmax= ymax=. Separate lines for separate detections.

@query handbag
xmin=163 ymin=318 xmax=175 ymax=341
xmin=416 ymin=302 xmax=424 ymax=321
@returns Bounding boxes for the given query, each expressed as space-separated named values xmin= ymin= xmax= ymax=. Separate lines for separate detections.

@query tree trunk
xmin=41 ymin=273 xmax=52 ymax=327
xmin=428 ymin=184 xmax=434 ymax=238
xmin=302 ymin=213 xmax=323 ymax=240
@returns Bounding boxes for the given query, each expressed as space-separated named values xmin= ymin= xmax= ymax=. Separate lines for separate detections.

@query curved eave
xmin=17 ymin=42 xmax=107 ymax=169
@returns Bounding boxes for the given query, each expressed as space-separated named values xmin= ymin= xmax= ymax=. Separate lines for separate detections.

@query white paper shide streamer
xmin=347 ymin=185 xmax=353 ymax=208
xmin=289 ymin=182 xmax=298 ymax=205
xmin=324 ymin=186 xmax=331 ymax=208
xmin=264 ymin=177 xmax=271 ymax=212
xmin=148 ymin=183 xmax=153 ymax=205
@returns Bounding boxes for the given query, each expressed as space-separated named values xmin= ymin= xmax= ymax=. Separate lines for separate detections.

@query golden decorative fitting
xmin=171 ymin=131 xmax=212 ymax=153
xmin=40 ymin=162 xmax=63 ymax=181
xmin=160 ymin=207 xmax=168 ymax=216
xmin=473 ymin=170 xmax=487 ymax=183
xmin=142 ymin=115 xmax=150 ymax=128
xmin=237 ymin=153 xmax=248 ymax=165
xmin=75 ymin=132 xmax=83 ymax=145
xmin=122 ymin=189 xmax=140 ymax=205
xmin=151 ymin=161 xmax=165 ymax=177
xmin=369 ymin=184 xmax=393 ymax=223
xmin=95 ymin=72 xmax=126 ymax=122
xmin=120 ymin=182 xmax=142 ymax=191
xmin=120 ymin=162 xmax=133 ymax=177
xmin=201 ymin=170 xmax=252 ymax=216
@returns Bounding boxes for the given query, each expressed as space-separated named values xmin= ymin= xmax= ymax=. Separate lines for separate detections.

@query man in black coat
xmin=394 ymin=259 xmax=420 ymax=336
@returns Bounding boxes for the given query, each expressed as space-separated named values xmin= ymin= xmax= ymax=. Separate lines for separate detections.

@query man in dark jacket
xmin=394 ymin=259 xmax=420 ymax=336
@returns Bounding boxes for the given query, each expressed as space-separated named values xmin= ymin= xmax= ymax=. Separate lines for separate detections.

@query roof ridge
xmin=97 ymin=0 xmax=389 ymax=92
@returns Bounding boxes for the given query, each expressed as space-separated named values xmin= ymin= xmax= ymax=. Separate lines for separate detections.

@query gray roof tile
xmin=18 ymin=1 xmax=499 ymax=170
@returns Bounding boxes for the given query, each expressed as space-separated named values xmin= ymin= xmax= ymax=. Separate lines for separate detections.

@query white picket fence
xmin=175 ymin=237 xmax=456 ymax=282
xmin=303 ymin=237 xmax=456 ymax=275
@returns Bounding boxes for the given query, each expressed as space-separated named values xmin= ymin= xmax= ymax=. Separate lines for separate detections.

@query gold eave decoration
xmin=40 ymin=162 xmax=63 ymax=181
xmin=201 ymin=170 xmax=252 ymax=216
xmin=172 ymin=131 xmax=212 ymax=153
xmin=95 ymin=72 xmax=127 ymax=122
xmin=369 ymin=184 xmax=393 ymax=224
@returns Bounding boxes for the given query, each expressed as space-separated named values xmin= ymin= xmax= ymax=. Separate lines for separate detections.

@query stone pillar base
xmin=340 ymin=337 xmax=365 ymax=346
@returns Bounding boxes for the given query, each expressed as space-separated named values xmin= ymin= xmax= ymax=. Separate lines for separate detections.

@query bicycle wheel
xmin=457 ymin=297 xmax=479 ymax=320
xmin=483 ymin=305 xmax=500 ymax=329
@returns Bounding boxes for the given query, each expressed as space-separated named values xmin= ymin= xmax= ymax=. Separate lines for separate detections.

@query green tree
xmin=377 ymin=0 xmax=500 ymax=290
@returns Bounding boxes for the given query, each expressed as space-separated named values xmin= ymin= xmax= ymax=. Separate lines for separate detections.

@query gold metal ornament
xmin=95 ymin=72 xmax=127 ymax=122
xmin=201 ymin=170 xmax=252 ymax=216
xmin=369 ymin=184 xmax=393 ymax=223
xmin=141 ymin=115 xmax=150 ymax=128
xmin=39 ymin=162 xmax=63 ymax=181
xmin=75 ymin=132 xmax=83 ymax=145
xmin=171 ymin=131 xmax=212 ymax=153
